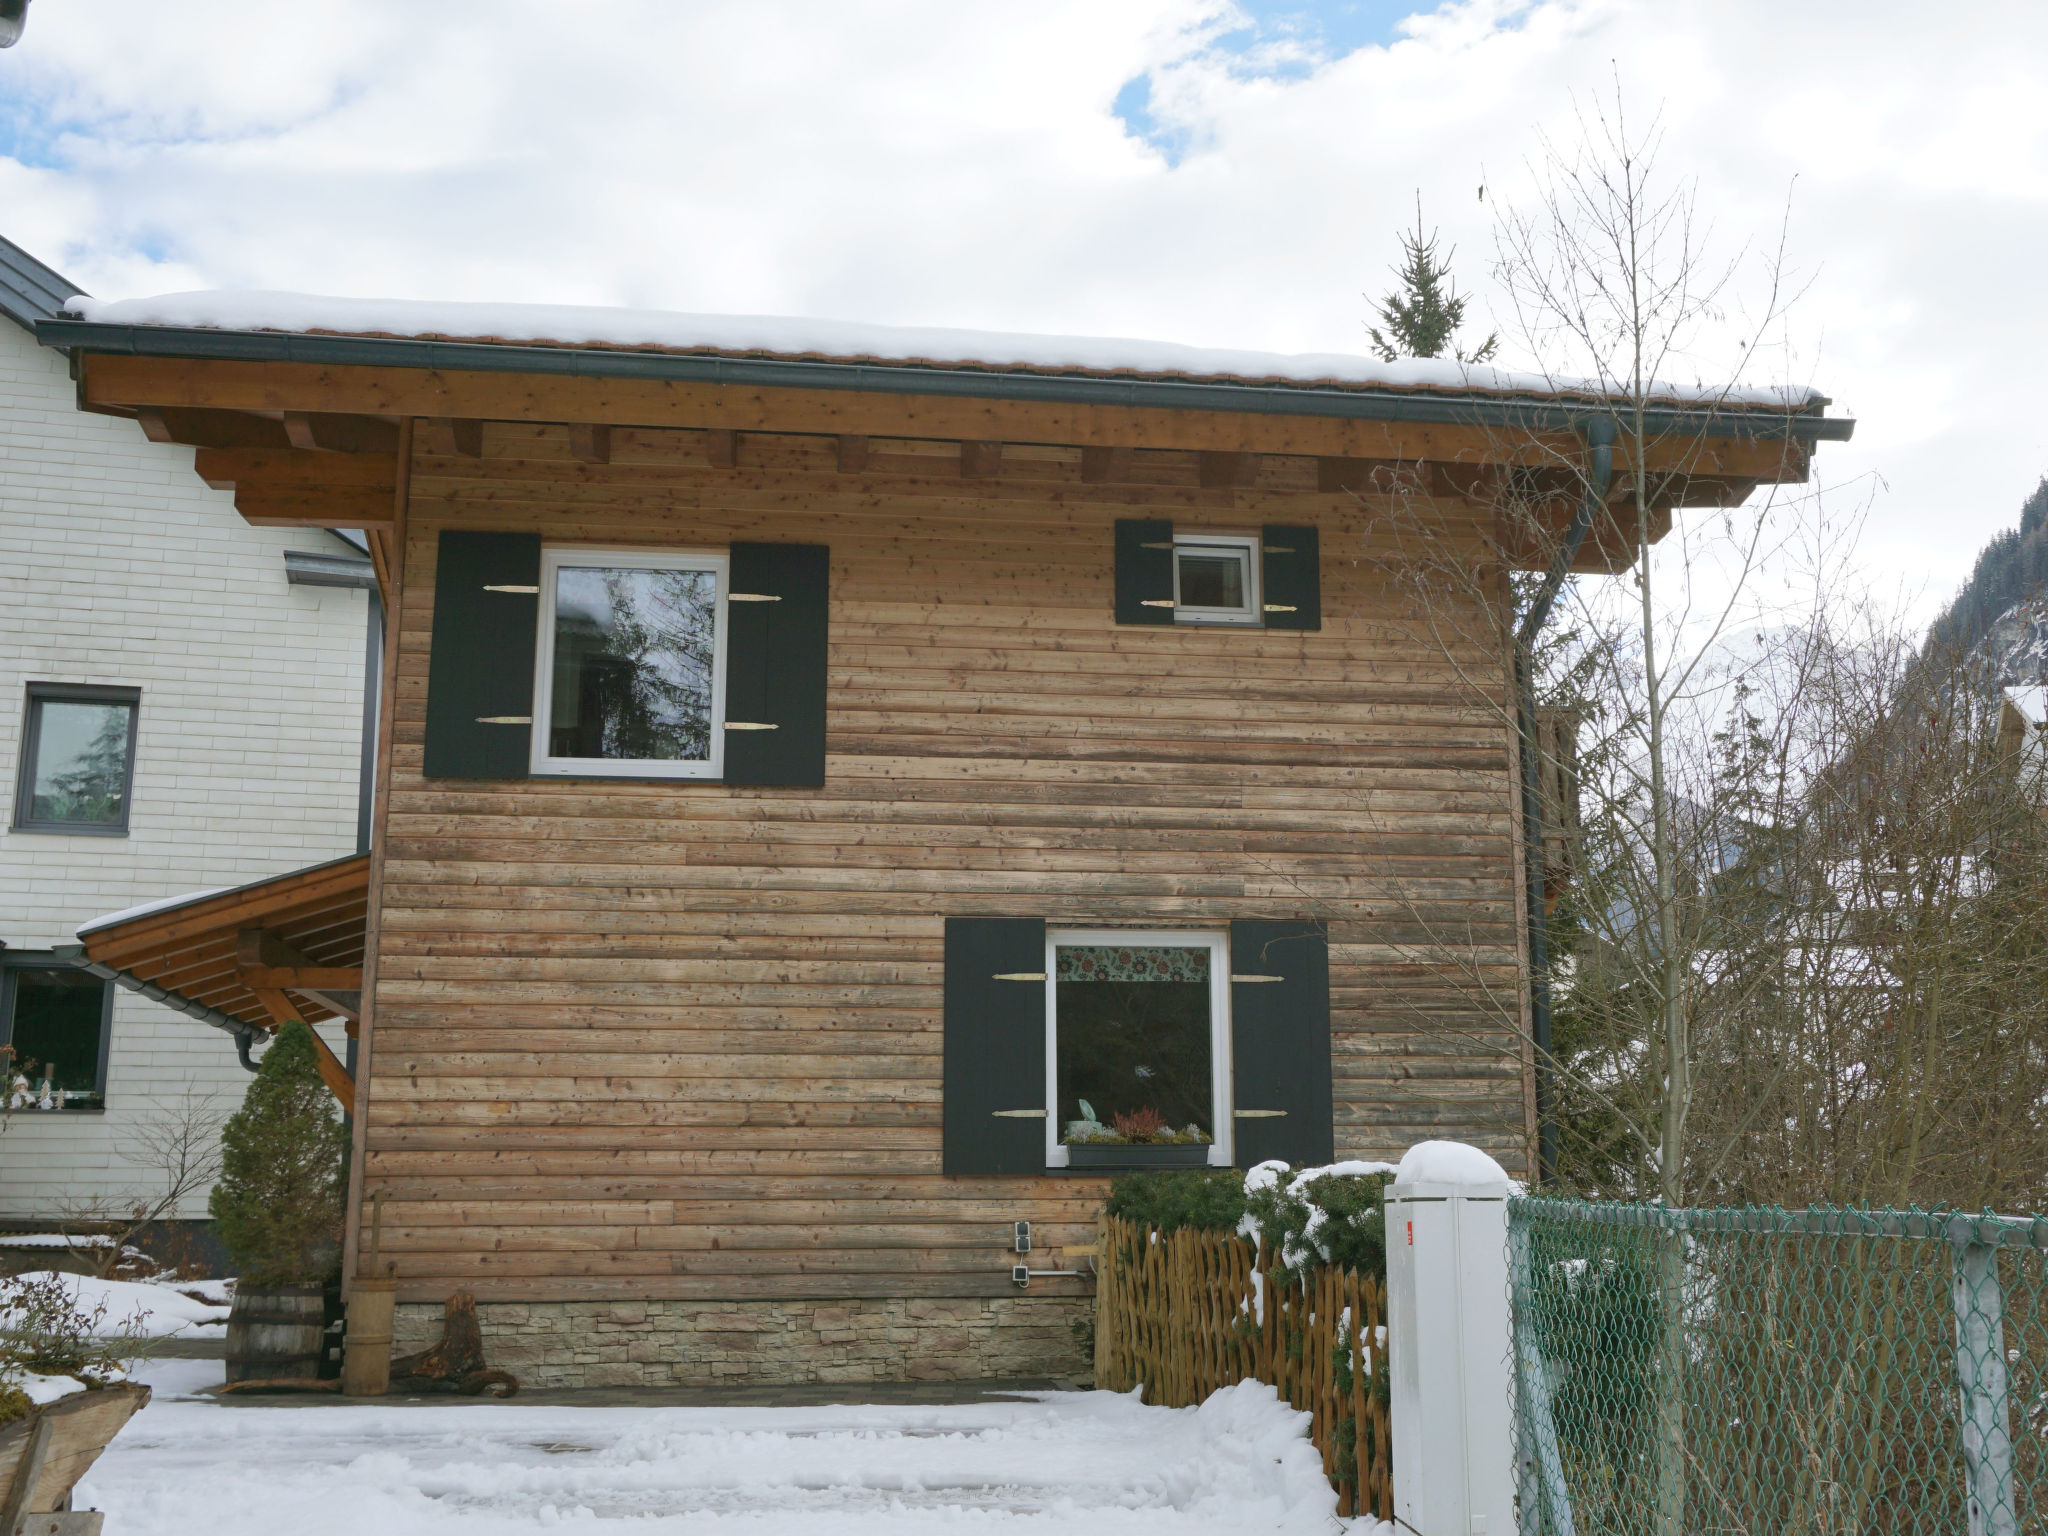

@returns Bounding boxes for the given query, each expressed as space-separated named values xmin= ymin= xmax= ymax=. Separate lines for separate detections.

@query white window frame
xmin=530 ymin=545 xmax=730 ymax=779
xmin=1171 ymin=532 xmax=1262 ymax=627
xmin=1043 ymin=927 xmax=1234 ymax=1169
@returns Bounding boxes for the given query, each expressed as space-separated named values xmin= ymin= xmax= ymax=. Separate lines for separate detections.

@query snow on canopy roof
xmin=75 ymin=886 xmax=231 ymax=937
xmin=60 ymin=290 xmax=1827 ymax=412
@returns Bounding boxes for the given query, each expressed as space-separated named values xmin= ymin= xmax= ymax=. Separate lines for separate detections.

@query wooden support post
xmin=960 ymin=440 xmax=1003 ymax=479
xmin=1081 ymin=446 xmax=1133 ymax=484
xmin=135 ymin=408 xmax=173 ymax=444
xmin=834 ymin=434 xmax=869 ymax=473
xmin=704 ymin=429 xmax=738 ymax=468
xmin=237 ymin=927 xmax=357 ymax=1106
xmin=569 ymin=422 xmax=611 ymax=465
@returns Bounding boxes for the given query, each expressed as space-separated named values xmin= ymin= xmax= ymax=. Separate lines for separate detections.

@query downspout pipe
xmin=1515 ymin=415 xmax=1615 ymax=1186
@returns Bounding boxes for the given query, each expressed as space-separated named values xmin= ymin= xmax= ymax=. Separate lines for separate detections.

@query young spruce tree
xmin=209 ymin=1019 xmax=350 ymax=1286
xmin=1367 ymin=196 xmax=1499 ymax=365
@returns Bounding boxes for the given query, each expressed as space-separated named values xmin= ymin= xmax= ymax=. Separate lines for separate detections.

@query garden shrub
xmin=209 ymin=1020 xmax=350 ymax=1287
xmin=1104 ymin=1167 xmax=1250 ymax=1233
xmin=1105 ymin=1161 xmax=1395 ymax=1282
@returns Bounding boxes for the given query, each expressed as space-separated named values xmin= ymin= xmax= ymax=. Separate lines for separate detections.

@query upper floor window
xmin=2 ymin=957 xmax=112 ymax=1112
xmin=11 ymin=684 xmax=140 ymax=836
xmin=530 ymin=547 xmax=729 ymax=779
xmin=1171 ymin=534 xmax=1262 ymax=627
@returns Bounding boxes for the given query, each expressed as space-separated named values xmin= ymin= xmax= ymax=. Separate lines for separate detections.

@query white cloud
xmin=3 ymin=0 xmax=2043 ymax=620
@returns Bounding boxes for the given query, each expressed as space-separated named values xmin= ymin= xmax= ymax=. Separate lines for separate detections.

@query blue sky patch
xmin=1114 ymin=1 xmax=1439 ymax=162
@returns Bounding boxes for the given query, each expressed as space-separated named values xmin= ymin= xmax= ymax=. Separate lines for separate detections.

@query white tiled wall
xmin=0 ymin=319 xmax=366 ymax=1220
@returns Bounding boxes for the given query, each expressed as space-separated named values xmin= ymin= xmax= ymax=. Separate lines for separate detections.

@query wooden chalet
xmin=39 ymin=295 xmax=1851 ymax=1385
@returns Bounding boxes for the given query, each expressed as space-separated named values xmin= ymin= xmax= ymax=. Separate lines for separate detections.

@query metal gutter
xmin=51 ymin=943 xmax=257 ymax=1044
xmin=1515 ymin=417 xmax=1616 ymax=1187
xmin=285 ymin=550 xmax=378 ymax=589
xmin=35 ymin=318 xmax=1856 ymax=443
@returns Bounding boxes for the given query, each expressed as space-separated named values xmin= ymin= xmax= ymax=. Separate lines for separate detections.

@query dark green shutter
xmin=1115 ymin=519 xmax=1175 ymax=626
xmin=723 ymin=542 xmax=829 ymax=787
xmin=943 ymin=917 xmax=1048 ymax=1175
xmin=1261 ymin=524 xmax=1321 ymax=631
xmin=422 ymin=530 xmax=541 ymax=779
xmin=1229 ymin=918 xmax=1334 ymax=1167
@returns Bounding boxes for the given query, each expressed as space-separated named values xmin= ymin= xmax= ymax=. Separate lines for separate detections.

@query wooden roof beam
xmin=78 ymin=353 xmax=1818 ymax=480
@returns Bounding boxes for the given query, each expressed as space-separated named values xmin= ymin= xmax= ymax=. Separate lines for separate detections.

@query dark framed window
xmin=1047 ymin=930 xmax=1233 ymax=1169
xmin=11 ymin=684 xmax=141 ymax=835
xmin=2 ymin=955 xmax=113 ymax=1112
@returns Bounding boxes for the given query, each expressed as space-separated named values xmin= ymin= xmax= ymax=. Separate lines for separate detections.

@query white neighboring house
xmin=0 ymin=233 xmax=370 ymax=1231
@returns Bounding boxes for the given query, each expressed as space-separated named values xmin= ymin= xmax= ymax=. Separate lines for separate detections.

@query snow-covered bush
xmin=0 ymin=1271 xmax=146 ymax=1425
xmin=1239 ymin=1160 xmax=1397 ymax=1284
xmin=1103 ymin=1161 xmax=1398 ymax=1282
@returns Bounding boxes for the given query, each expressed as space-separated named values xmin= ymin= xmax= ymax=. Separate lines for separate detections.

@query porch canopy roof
xmin=62 ymin=852 xmax=368 ymax=1102
xmin=34 ymin=288 xmax=1854 ymax=587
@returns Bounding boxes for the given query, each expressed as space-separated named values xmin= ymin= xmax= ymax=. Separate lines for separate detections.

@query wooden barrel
xmin=224 ymin=1284 xmax=326 ymax=1382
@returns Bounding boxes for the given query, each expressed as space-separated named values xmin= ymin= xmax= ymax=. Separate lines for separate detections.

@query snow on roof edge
xmin=75 ymin=887 xmax=232 ymax=938
xmin=60 ymin=290 xmax=1830 ymax=412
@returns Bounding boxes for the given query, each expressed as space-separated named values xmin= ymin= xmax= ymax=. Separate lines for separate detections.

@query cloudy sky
xmin=3 ymin=0 xmax=2042 ymax=623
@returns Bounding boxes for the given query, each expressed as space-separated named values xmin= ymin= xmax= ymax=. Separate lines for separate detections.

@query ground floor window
xmin=2 ymin=958 xmax=112 ymax=1111
xmin=1045 ymin=929 xmax=1232 ymax=1168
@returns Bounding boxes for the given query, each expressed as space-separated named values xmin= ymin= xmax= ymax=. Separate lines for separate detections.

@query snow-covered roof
xmin=60 ymin=290 xmax=1829 ymax=412
xmin=75 ymin=886 xmax=230 ymax=938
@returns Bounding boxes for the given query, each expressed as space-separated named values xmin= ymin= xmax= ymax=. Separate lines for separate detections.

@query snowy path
xmin=78 ymin=1360 xmax=1358 ymax=1533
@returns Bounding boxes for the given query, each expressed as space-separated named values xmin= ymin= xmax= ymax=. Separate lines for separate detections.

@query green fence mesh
xmin=1508 ymin=1197 xmax=2048 ymax=1536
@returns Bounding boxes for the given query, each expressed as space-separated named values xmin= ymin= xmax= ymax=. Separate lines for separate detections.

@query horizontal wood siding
xmin=365 ymin=423 xmax=1526 ymax=1303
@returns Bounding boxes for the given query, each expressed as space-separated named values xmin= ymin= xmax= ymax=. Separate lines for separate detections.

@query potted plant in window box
xmin=1066 ymin=1107 xmax=1214 ymax=1169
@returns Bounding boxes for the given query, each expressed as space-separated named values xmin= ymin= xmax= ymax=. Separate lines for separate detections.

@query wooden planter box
xmin=1066 ymin=1143 xmax=1213 ymax=1169
xmin=0 ymin=1382 xmax=151 ymax=1535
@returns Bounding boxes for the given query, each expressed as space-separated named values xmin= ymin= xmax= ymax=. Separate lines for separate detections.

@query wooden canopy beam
xmin=235 ymin=927 xmax=360 ymax=1104
xmin=78 ymin=353 xmax=1815 ymax=479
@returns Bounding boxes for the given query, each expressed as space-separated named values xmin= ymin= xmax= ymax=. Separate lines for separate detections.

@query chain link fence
xmin=1508 ymin=1197 xmax=2048 ymax=1536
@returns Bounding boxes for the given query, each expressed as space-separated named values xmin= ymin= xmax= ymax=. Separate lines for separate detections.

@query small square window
xmin=1173 ymin=535 xmax=1261 ymax=626
xmin=11 ymin=684 xmax=140 ymax=835
xmin=1045 ymin=930 xmax=1233 ymax=1168
xmin=2 ymin=963 xmax=112 ymax=1112
xmin=531 ymin=548 xmax=730 ymax=778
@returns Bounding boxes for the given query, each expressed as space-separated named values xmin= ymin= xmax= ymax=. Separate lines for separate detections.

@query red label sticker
xmin=1406 ymin=1220 xmax=1413 ymax=1246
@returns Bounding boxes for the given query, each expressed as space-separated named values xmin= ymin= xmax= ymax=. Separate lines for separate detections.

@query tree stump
xmin=388 ymin=1290 xmax=518 ymax=1397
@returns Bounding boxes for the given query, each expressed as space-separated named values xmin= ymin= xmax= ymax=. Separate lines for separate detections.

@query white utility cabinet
xmin=1386 ymin=1163 xmax=1515 ymax=1536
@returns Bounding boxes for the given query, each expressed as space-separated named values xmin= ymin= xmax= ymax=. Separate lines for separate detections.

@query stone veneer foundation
xmin=392 ymin=1296 xmax=1094 ymax=1390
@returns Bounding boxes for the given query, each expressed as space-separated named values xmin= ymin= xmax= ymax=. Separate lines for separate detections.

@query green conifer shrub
xmin=208 ymin=1020 xmax=350 ymax=1286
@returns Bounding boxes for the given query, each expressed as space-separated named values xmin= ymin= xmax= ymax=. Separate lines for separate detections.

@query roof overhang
xmin=63 ymin=853 xmax=368 ymax=1103
xmin=38 ymin=316 xmax=1854 ymax=444
xmin=36 ymin=314 xmax=1851 ymax=582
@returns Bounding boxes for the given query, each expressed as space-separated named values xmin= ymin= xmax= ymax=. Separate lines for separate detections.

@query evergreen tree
xmin=209 ymin=1020 xmax=350 ymax=1286
xmin=1367 ymin=197 xmax=1499 ymax=366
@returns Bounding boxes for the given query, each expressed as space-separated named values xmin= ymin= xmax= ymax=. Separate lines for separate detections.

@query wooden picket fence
xmin=1090 ymin=1212 xmax=1392 ymax=1520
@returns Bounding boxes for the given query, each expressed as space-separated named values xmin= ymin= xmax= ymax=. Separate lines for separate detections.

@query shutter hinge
xmin=1230 ymin=973 xmax=1285 ymax=983
xmin=1233 ymin=1109 xmax=1288 ymax=1118
xmin=992 ymin=1108 xmax=1048 ymax=1118
xmin=475 ymin=716 xmax=532 ymax=725
xmin=1263 ymin=545 xmax=1295 ymax=555
xmin=724 ymin=721 xmax=780 ymax=731
xmin=992 ymin=972 xmax=1047 ymax=982
xmin=1139 ymin=541 xmax=1175 ymax=550
xmin=482 ymin=585 xmax=539 ymax=594
xmin=1261 ymin=604 xmax=1298 ymax=613
xmin=1140 ymin=599 xmax=1175 ymax=609
xmin=728 ymin=592 xmax=782 ymax=602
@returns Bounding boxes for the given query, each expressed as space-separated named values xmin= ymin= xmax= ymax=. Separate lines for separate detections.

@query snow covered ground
xmin=4 ymin=1270 xmax=231 ymax=1337
xmin=80 ymin=1359 xmax=1364 ymax=1534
